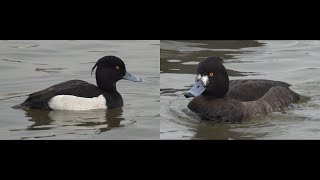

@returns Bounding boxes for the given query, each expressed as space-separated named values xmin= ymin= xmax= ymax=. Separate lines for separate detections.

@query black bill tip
xmin=184 ymin=92 xmax=194 ymax=98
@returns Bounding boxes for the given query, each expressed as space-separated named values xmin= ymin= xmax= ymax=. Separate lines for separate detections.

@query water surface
xmin=160 ymin=40 xmax=320 ymax=140
xmin=0 ymin=40 xmax=160 ymax=140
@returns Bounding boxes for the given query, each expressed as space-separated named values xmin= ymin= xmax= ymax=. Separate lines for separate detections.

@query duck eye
xmin=116 ymin=66 xmax=120 ymax=70
xmin=209 ymin=72 xmax=214 ymax=77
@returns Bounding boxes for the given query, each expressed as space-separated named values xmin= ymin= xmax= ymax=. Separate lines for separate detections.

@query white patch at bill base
xmin=201 ymin=75 xmax=209 ymax=86
xmin=196 ymin=74 xmax=209 ymax=86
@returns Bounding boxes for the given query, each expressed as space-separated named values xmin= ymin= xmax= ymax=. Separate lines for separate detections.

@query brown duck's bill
xmin=184 ymin=80 xmax=206 ymax=98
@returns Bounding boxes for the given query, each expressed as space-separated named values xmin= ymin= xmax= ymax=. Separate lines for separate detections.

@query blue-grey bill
xmin=123 ymin=71 xmax=142 ymax=82
xmin=184 ymin=80 xmax=205 ymax=98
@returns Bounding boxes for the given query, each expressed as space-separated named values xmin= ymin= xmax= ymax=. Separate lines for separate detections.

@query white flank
xmin=48 ymin=95 xmax=107 ymax=111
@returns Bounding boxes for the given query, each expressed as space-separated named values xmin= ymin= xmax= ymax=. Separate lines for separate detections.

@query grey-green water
xmin=0 ymin=40 xmax=160 ymax=140
xmin=160 ymin=40 xmax=320 ymax=139
xmin=2 ymin=40 xmax=320 ymax=140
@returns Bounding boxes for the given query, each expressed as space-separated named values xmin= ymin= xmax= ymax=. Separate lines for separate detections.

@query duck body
xmin=188 ymin=79 xmax=301 ymax=123
xmin=19 ymin=80 xmax=123 ymax=110
xmin=14 ymin=56 xmax=141 ymax=111
xmin=185 ymin=57 xmax=302 ymax=123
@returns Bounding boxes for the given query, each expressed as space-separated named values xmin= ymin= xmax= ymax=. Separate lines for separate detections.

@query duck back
xmin=228 ymin=79 xmax=291 ymax=101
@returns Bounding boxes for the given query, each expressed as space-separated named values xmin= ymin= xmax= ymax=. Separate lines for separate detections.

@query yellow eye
xmin=209 ymin=72 xmax=214 ymax=77
xmin=116 ymin=66 xmax=120 ymax=70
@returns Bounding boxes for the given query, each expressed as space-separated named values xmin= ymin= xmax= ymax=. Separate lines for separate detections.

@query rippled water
xmin=160 ymin=40 xmax=320 ymax=140
xmin=0 ymin=40 xmax=160 ymax=140
xmin=3 ymin=40 xmax=320 ymax=140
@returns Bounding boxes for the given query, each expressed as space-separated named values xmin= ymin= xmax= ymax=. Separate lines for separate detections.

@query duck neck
xmin=95 ymin=68 xmax=123 ymax=109
xmin=96 ymin=68 xmax=118 ymax=93
xmin=98 ymin=81 xmax=117 ymax=92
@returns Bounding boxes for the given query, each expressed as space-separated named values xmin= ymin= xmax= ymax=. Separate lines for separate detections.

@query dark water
xmin=0 ymin=40 xmax=160 ymax=140
xmin=160 ymin=40 xmax=320 ymax=139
